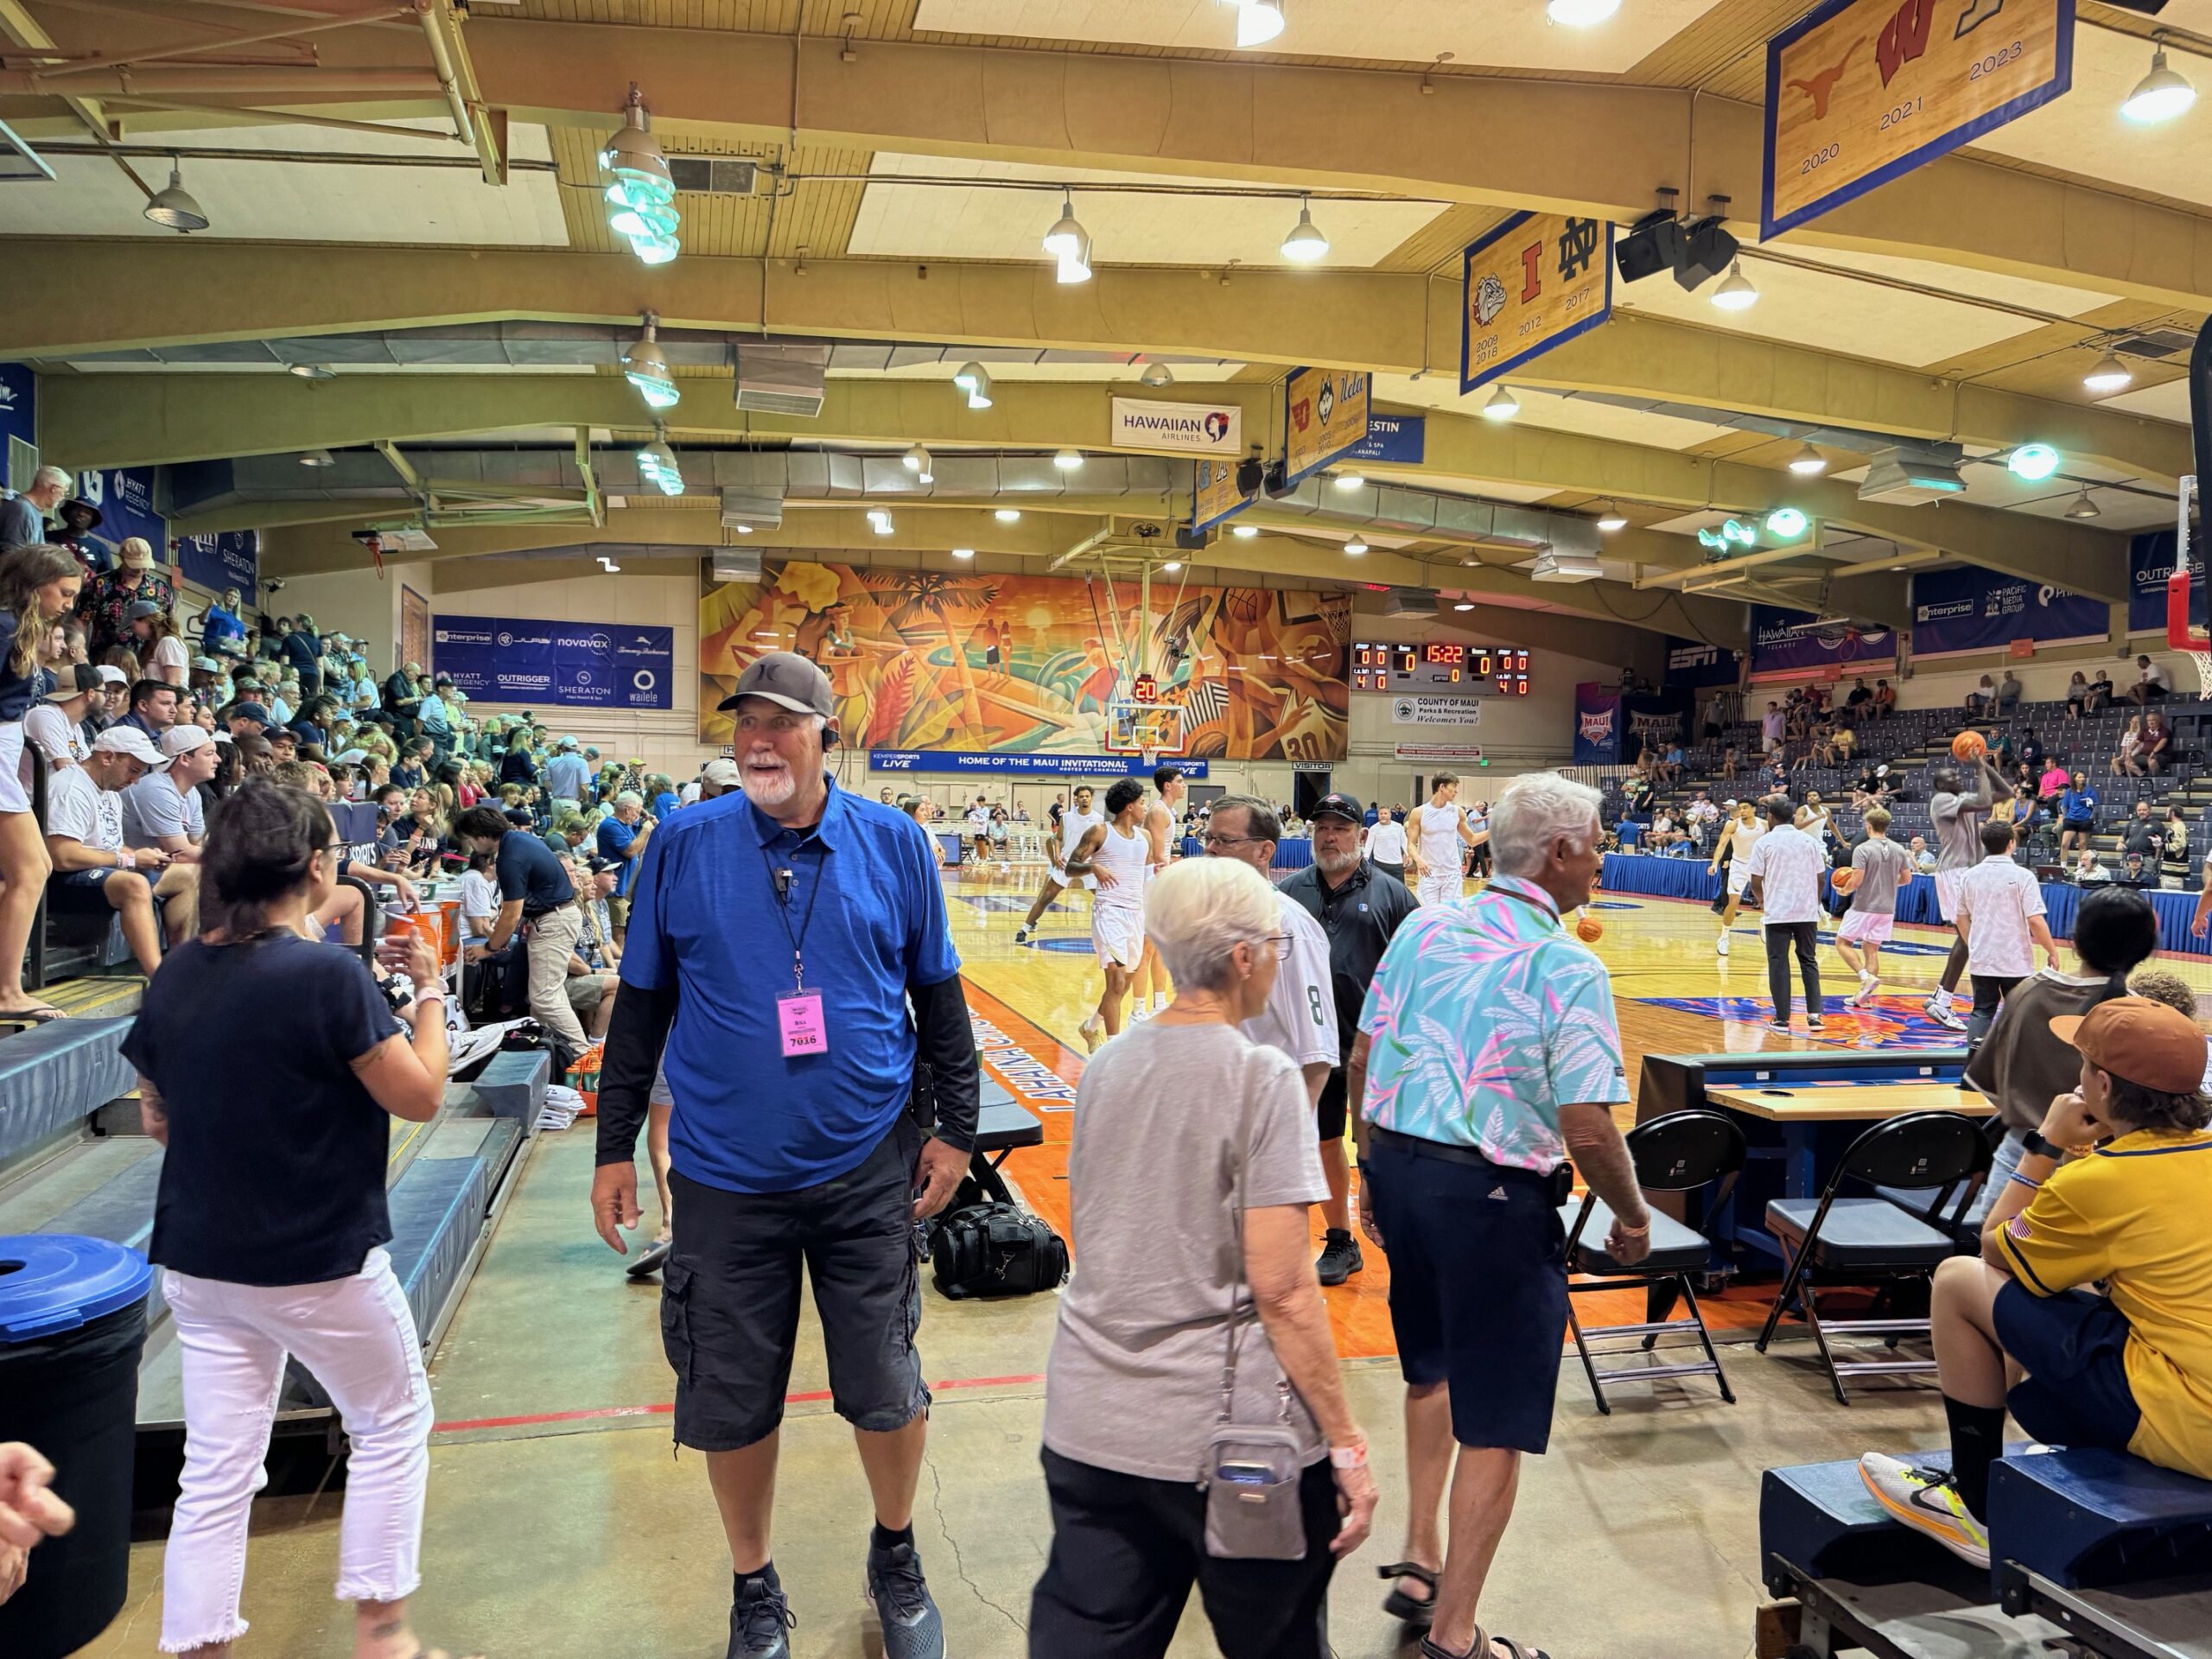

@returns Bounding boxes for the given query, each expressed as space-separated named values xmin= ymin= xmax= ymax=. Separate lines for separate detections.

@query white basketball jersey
xmin=1092 ymin=821 xmax=1150 ymax=910
xmin=1414 ymin=803 xmax=1461 ymax=869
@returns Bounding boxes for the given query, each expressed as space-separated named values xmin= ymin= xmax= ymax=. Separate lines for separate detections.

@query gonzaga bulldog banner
xmin=1909 ymin=565 xmax=2107 ymax=658
xmin=1573 ymin=682 xmax=1622 ymax=766
xmin=1750 ymin=605 xmax=1897 ymax=678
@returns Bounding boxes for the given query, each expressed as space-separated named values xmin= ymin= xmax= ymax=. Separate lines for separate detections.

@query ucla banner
xmin=1910 ymin=565 xmax=2107 ymax=658
xmin=174 ymin=531 xmax=257 ymax=597
xmin=870 ymin=750 xmax=1210 ymax=779
xmin=1751 ymin=605 xmax=1897 ymax=677
xmin=75 ymin=466 xmax=165 ymax=557
xmin=431 ymin=613 xmax=673 ymax=710
xmin=2130 ymin=531 xmax=2193 ymax=635
xmin=1573 ymin=682 xmax=1622 ymax=766
xmin=1663 ymin=636 xmax=1740 ymax=690
xmin=1282 ymin=365 xmax=1370 ymax=486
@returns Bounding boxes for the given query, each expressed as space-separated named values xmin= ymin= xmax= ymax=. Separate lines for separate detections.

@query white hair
xmin=1487 ymin=771 xmax=1604 ymax=877
xmin=31 ymin=465 xmax=70 ymax=493
xmin=613 ymin=790 xmax=645 ymax=809
xmin=1144 ymin=857 xmax=1279 ymax=993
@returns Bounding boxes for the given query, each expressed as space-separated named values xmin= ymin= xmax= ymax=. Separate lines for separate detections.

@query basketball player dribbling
xmin=1069 ymin=778 xmax=1150 ymax=1052
xmin=1406 ymin=772 xmax=1479 ymax=909
xmin=1014 ymin=784 xmax=1101 ymax=944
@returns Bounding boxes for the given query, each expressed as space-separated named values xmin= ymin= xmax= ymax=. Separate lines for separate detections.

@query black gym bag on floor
xmin=930 ymin=1203 xmax=1069 ymax=1300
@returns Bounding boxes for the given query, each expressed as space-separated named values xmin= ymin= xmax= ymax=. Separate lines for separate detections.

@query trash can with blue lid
xmin=0 ymin=1234 xmax=154 ymax=1659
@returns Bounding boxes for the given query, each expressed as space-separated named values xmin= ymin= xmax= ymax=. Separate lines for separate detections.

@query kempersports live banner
xmin=870 ymin=750 xmax=1210 ymax=779
xmin=1750 ymin=605 xmax=1897 ymax=677
xmin=1909 ymin=565 xmax=2107 ymax=658
xmin=431 ymin=613 xmax=673 ymax=709
xmin=2130 ymin=531 xmax=2194 ymax=636
xmin=1663 ymin=636 xmax=1740 ymax=690
xmin=1573 ymin=683 xmax=1622 ymax=766
xmin=174 ymin=531 xmax=257 ymax=597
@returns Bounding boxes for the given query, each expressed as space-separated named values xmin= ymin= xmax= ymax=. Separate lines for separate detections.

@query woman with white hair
xmin=1030 ymin=855 xmax=1377 ymax=1658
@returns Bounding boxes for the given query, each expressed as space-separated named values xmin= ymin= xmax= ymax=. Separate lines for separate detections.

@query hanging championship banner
xmin=1281 ymin=365 xmax=1370 ymax=486
xmin=1762 ymin=0 xmax=2073 ymax=239
xmin=1191 ymin=457 xmax=1252 ymax=534
xmin=1460 ymin=210 xmax=1612 ymax=396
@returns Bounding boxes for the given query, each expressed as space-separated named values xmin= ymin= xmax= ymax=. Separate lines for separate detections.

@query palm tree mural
xmin=861 ymin=571 xmax=1001 ymax=743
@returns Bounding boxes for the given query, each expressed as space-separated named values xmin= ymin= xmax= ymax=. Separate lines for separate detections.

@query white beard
xmin=740 ymin=759 xmax=797 ymax=810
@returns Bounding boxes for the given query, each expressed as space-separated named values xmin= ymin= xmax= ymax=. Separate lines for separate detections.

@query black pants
xmin=1372 ymin=861 xmax=1404 ymax=884
xmin=1764 ymin=920 xmax=1821 ymax=1023
xmin=1968 ymin=973 xmax=2024 ymax=1046
xmin=1028 ymin=1448 xmax=1340 ymax=1659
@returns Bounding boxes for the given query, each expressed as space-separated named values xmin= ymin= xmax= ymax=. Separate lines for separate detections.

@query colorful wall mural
xmin=700 ymin=560 xmax=1351 ymax=762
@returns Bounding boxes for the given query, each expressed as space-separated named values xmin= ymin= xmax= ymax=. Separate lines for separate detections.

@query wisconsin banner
xmin=1573 ymin=682 xmax=1622 ymax=766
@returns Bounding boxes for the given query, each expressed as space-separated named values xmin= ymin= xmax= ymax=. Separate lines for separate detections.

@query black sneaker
xmin=1014 ymin=924 xmax=1031 ymax=943
xmin=865 ymin=1540 xmax=944 ymax=1659
xmin=1316 ymin=1228 xmax=1363 ymax=1287
xmin=728 ymin=1568 xmax=795 ymax=1659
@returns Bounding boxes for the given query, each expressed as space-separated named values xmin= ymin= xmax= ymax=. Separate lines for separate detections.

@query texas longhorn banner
xmin=1763 ymin=0 xmax=2073 ymax=239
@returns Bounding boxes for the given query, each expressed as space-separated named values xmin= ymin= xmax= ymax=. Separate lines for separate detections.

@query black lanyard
xmin=760 ymin=836 xmax=827 ymax=991
xmin=1486 ymin=882 xmax=1560 ymax=929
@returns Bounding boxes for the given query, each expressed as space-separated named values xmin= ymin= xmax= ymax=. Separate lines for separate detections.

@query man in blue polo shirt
xmin=593 ymin=652 xmax=977 ymax=1659
xmin=452 ymin=803 xmax=591 ymax=1058
xmin=594 ymin=789 xmax=652 ymax=941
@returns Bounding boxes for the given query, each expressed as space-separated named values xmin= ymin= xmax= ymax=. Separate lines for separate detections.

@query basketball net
xmin=1140 ymin=745 xmax=1160 ymax=770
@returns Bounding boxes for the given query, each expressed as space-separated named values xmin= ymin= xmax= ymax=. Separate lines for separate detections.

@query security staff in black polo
xmin=1279 ymin=791 xmax=1417 ymax=1284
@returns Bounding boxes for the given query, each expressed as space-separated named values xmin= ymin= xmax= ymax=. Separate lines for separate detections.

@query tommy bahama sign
xmin=1763 ymin=0 xmax=2073 ymax=238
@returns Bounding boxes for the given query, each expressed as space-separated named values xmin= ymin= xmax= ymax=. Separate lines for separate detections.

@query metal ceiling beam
xmin=0 ymin=241 xmax=2184 ymax=484
xmin=38 ymin=373 xmax=2126 ymax=598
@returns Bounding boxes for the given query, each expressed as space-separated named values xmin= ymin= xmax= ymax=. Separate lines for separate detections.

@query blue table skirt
xmin=1600 ymin=853 xmax=2211 ymax=956
xmin=1179 ymin=836 xmax=1313 ymax=868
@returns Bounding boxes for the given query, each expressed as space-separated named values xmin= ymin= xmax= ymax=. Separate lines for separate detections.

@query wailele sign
xmin=1281 ymin=365 xmax=1370 ymax=486
xmin=1459 ymin=210 xmax=1613 ymax=396
xmin=1762 ymin=0 xmax=2073 ymax=238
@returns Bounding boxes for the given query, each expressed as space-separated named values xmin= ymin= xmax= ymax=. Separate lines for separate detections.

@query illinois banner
xmin=702 ymin=561 xmax=1349 ymax=763
xmin=1282 ymin=366 xmax=1370 ymax=486
xmin=1763 ymin=0 xmax=2073 ymax=238
xmin=1910 ymin=564 xmax=2107 ymax=658
xmin=1573 ymin=683 xmax=1621 ymax=766
xmin=1460 ymin=210 xmax=1612 ymax=395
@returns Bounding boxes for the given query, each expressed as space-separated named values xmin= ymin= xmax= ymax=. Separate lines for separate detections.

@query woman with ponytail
xmin=1960 ymin=884 xmax=2161 ymax=1223
xmin=121 ymin=780 xmax=474 ymax=1659
xmin=0 ymin=543 xmax=83 ymax=1020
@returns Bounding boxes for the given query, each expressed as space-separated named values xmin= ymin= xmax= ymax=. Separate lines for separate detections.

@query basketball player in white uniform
xmin=1707 ymin=797 xmax=1764 ymax=957
xmin=1406 ymin=772 xmax=1480 ymax=908
xmin=1129 ymin=763 xmax=1185 ymax=1018
xmin=1014 ymin=783 xmax=1101 ymax=943
xmin=1068 ymin=778 xmax=1151 ymax=1051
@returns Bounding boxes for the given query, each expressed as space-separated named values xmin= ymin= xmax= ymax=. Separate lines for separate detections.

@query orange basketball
xmin=1575 ymin=913 xmax=1604 ymax=943
xmin=1831 ymin=867 xmax=1863 ymax=895
xmin=1952 ymin=729 xmax=1987 ymax=761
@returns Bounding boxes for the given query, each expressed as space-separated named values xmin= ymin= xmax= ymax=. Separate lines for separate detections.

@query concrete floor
xmin=84 ymin=1130 xmax=1960 ymax=1659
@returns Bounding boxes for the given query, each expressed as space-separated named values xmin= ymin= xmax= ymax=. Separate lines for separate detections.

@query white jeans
xmin=159 ymin=1249 xmax=431 ymax=1653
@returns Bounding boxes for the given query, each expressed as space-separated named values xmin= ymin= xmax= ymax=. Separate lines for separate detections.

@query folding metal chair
xmin=1756 ymin=1111 xmax=1990 ymax=1404
xmin=1876 ymin=1112 xmax=2009 ymax=1244
xmin=1560 ymin=1109 xmax=1747 ymax=1414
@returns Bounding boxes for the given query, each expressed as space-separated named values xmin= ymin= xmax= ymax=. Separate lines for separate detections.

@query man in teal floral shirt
xmin=1348 ymin=772 xmax=1651 ymax=1659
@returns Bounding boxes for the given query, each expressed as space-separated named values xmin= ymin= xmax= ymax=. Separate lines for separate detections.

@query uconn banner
xmin=1910 ymin=566 xmax=2107 ymax=658
xmin=1573 ymin=682 xmax=1621 ymax=766
xmin=1751 ymin=606 xmax=1896 ymax=677
xmin=2130 ymin=531 xmax=2194 ymax=635
xmin=431 ymin=613 xmax=673 ymax=710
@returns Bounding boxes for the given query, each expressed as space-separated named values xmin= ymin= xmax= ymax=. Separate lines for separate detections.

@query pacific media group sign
xmin=430 ymin=613 xmax=674 ymax=710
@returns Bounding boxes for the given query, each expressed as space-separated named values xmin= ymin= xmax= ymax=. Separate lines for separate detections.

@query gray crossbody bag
xmin=1198 ymin=1086 xmax=1308 ymax=1560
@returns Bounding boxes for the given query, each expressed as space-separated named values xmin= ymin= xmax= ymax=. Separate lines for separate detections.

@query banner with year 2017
xmin=1461 ymin=210 xmax=1612 ymax=395
xmin=1763 ymin=0 xmax=2073 ymax=239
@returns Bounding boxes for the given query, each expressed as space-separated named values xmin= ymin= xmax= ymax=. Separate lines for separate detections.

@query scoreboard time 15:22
xmin=1351 ymin=640 xmax=1530 ymax=696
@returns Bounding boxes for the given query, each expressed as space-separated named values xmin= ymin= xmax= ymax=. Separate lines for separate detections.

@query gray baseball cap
xmin=719 ymin=651 xmax=834 ymax=717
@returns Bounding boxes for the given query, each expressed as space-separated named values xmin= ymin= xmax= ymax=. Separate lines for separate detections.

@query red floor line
xmin=434 ymin=1372 xmax=1047 ymax=1434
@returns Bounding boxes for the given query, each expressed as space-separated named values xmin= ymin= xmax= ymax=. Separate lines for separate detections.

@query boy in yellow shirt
xmin=1859 ymin=996 xmax=2212 ymax=1567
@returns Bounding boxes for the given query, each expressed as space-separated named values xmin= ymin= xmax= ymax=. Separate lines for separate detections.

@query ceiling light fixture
xmin=1334 ymin=472 xmax=1364 ymax=491
xmin=1481 ymin=384 xmax=1520 ymax=421
xmin=635 ymin=424 xmax=683 ymax=496
xmin=872 ymin=511 xmax=895 ymax=535
xmin=953 ymin=361 xmax=993 ymax=409
xmin=1452 ymin=601 xmax=1477 ymax=612
xmin=995 ymin=507 xmax=1022 ymax=523
xmin=622 ymin=313 xmax=679 ymax=410
xmin=903 ymin=442 xmax=933 ymax=481
xmin=143 ymin=159 xmax=209 ymax=233
xmin=1344 ymin=537 xmax=1369 ymax=556
xmin=2065 ymin=486 xmax=2102 ymax=520
xmin=1044 ymin=194 xmax=1093 ymax=283
xmin=1764 ymin=506 xmax=1809 ymax=540
xmin=1547 ymin=0 xmax=1621 ymax=24
xmin=1235 ymin=0 xmax=1285 ymax=49
xmin=288 ymin=363 xmax=334 ymax=381
xmin=1053 ymin=448 xmax=1084 ymax=471
xmin=1055 ymin=225 xmax=1093 ymax=284
xmin=1787 ymin=442 xmax=1827 ymax=475
xmin=1139 ymin=360 xmax=1175 ymax=389
xmin=601 ymin=86 xmax=680 ymax=264
xmin=1231 ymin=523 xmax=1260 ymax=538
xmin=1280 ymin=195 xmax=1330 ymax=264
xmin=299 ymin=448 xmax=335 ymax=468
xmin=2008 ymin=442 xmax=2062 ymax=481
xmin=1710 ymin=258 xmax=1759 ymax=310
xmin=734 ymin=524 xmax=753 ymax=533
xmin=951 ymin=547 xmax=975 ymax=559
xmin=1162 ymin=560 xmax=1183 ymax=573
xmin=2083 ymin=349 xmax=2134 ymax=394
xmin=1596 ymin=501 xmax=1628 ymax=531
xmin=2122 ymin=36 xmax=2196 ymax=124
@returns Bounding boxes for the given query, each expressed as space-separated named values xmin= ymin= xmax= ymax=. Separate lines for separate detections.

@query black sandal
xmin=0 ymin=1004 xmax=67 ymax=1025
xmin=1377 ymin=1560 xmax=1439 ymax=1626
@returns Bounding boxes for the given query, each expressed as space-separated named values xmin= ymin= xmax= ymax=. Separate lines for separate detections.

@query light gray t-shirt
xmin=122 ymin=773 xmax=203 ymax=849
xmin=1930 ymin=788 xmax=1986 ymax=873
xmin=1044 ymin=1020 xmax=1328 ymax=1482
xmin=1849 ymin=836 xmax=1914 ymax=917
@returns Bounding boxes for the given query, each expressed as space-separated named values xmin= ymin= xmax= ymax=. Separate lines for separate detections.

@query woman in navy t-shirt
xmin=122 ymin=781 xmax=467 ymax=1658
xmin=0 ymin=544 xmax=82 ymax=1021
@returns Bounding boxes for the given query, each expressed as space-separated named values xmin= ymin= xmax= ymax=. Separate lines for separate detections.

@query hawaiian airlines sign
xmin=1109 ymin=397 xmax=1242 ymax=458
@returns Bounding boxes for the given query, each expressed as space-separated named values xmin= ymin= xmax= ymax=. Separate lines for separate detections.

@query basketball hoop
xmin=1140 ymin=746 xmax=1160 ymax=771
xmin=2165 ymin=474 xmax=2205 ymax=692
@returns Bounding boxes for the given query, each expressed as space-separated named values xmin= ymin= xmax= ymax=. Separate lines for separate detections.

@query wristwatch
xmin=2021 ymin=1128 xmax=2063 ymax=1162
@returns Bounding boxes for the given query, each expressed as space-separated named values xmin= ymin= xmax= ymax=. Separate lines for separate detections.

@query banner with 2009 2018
xmin=1763 ymin=0 xmax=2073 ymax=239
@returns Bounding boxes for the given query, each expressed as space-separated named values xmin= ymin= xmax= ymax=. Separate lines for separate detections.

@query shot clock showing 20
xmin=1351 ymin=640 xmax=1530 ymax=696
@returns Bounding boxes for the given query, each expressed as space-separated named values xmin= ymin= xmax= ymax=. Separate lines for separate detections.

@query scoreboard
xmin=1350 ymin=640 xmax=1531 ymax=697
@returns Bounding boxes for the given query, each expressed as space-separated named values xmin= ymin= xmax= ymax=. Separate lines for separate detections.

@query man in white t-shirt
xmin=1015 ymin=783 xmax=1101 ymax=944
xmin=25 ymin=663 xmax=99 ymax=772
xmin=1760 ymin=702 xmax=1786 ymax=755
xmin=1362 ymin=805 xmax=1408 ymax=881
xmin=43 ymin=727 xmax=199 ymax=975
xmin=1742 ymin=794 xmax=1827 ymax=1034
xmin=121 ymin=726 xmax=218 ymax=861
xmin=2126 ymin=653 xmax=2171 ymax=706
xmin=1955 ymin=819 xmax=2057 ymax=1043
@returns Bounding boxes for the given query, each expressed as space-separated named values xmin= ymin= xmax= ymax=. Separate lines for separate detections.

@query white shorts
xmin=1093 ymin=903 xmax=1145 ymax=970
xmin=0 ymin=721 xmax=26 ymax=816
xmin=1726 ymin=864 xmax=1753 ymax=897
xmin=1414 ymin=871 xmax=1461 ymax=909
xmin=649 ymin=1062 xmax=673 ymax=1109
xmin=1934 ymin=868 xmax=1966 ymax=924
xmin=1837 ymin=909 xmax=1895 ymax=945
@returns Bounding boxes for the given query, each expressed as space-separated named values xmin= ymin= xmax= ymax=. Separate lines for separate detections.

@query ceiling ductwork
xmin=732 ymin=343 xmax=830 ymax=417
xmin=1260 ymin=476 xmax=1605 ymax=557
